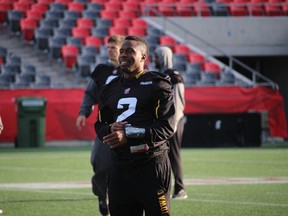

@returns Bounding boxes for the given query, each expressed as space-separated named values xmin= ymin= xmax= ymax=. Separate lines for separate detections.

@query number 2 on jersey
xmin=116 ymin=97 xmax=137 ymax=122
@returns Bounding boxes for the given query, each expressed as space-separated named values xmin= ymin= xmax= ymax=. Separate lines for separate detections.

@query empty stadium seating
xmin=20 ymin=18 xmax=38 ymax=41
xmin=1 ymin=0 xmax=284 ymax=90
xmin=84 ymin=36 xmax=103 ymax=52
xmin=61 ymin=44 xmax=79 ymax=68
xmin=159 ymin=35 xmax=177 ymax=50
xmin=0 ymin=1 xmax=9 ymax=24
xmin=34 ymin=27 xmax=54 ymax=51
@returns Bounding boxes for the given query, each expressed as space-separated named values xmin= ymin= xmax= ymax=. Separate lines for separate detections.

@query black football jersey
xmin=91 ymin=63 xmax=122 ymax=93
xmin=95 ymin=71 xmax=176 ymax=165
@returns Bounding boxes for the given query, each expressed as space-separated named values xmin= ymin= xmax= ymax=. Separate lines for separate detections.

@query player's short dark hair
xmin=108 ymin=35 xmax=125 ymax=46
xmin=125 ymin=35 xmax=149 ymax=56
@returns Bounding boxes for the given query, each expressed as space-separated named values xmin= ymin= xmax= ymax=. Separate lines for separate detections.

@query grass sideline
xmin=0 ymin=142 xmax=287 ymax=216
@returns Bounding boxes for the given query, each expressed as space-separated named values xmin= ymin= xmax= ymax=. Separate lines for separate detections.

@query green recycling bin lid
xmin=16 ymin=97 xmax=47 ymax=113
xmin=17 ymin=97 xmax=46 ymax=105
xmin=21 ymin=99 xmax=45 ymax=107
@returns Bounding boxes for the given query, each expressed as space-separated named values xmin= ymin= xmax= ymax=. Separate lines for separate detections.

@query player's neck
xmin=123 ymin=69 xmax=145 ymax=79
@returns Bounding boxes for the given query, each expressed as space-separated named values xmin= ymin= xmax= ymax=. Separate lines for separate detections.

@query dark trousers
xmin=168 ymin=116 xmax=185 ymax=194
xmin=108 ymin=152 xmax=171 ymax=216
xmin=90 ymin=137 xmax=112 ymax=200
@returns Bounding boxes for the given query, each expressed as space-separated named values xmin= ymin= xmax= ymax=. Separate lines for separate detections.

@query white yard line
xmin=185 ymin=198 xmax=288 ymax=207
xmin=184 ymin=177 xmax=288 ymax=185
xmin=0 ymin=177 xmax=287 ymax=190
xmin=0 ymin=167 xmax=91 ymax=173
xmin=0 ymin=182 xmax=91 ymax=189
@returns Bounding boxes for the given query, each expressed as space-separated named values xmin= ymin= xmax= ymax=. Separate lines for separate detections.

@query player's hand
xmin=103 ymin=121 xmax=128 ymax=148
xmin=76 ymin=115 xmax=86 ymax=130
xmin=110 ymin=121 xmax=127 ymax=132
xmin=103 ymin=130 xmax=127 ymax=148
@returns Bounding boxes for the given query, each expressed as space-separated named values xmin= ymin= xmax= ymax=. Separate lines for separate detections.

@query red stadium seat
xmin=127 ymin=27 xmax=146 ymax=36
xmin=159 ymin=35 xmax=177 ymax=50
xmin=158 ymin=5 xmax=176 ymax=16
xmin=229 ymin=3 xmax=248 ymax=16
xmin=203 ymin=61 xmax=221 ymax=78
xmin=61 ymin=44 xmax=79 ymax=68
xmin=247 ymin=0 xmax=265 ymax=16
xmin=113 ymin=18 xmax=132 ymax=28
xmin=109 ymin=27 xmax=127 ymax=35
xmin=18 ymin=0 xmax=34 ymax=5
xmin=37 ymin=0 xmax=55 ymax=6
xmin=103 ymin=2 xmax=123 ymax=11
xmin=76 ymin=18 xmax=94 ymax=29
xmin=174 ymin=44 xmax=190 ymax=56
xmin=264 ymin=5 xmax=283 ymax=16
xmin=176 ymin=4 xmax=195 ymax=16
xmin=68 ymin=1 xmax=84 ymax=12
xmin=127 ymin=0 xmax=146 ymax=2
xmin=30 ymin=3 xmax=49 ymax=14
xmin=91 ymin=0 xmax=107 ymax=3
xmin=26 ymin=10 xmax=44 ymax=23
xmin=179 ymin=0 xmax=198 ymax=2
xmin=13 ymin=2 xmax=31 ymax=12
xmin=132 ymin=18 xmax=148 ymax=28
xmin=100 ymin=10 xmax=119 ymax=20
xmin=118 ymin=10 xmax=138 ymax=19
xmin=123 ymin=2 xmax=141 ymax=16
xmin=232 ymin=0 xmax=249 ymax=3
xmin=1 ymin=0 xmax=14 ymax=10
xmin=247 ymin=5 xmax=265 ymax=16
xmin=72 ymin=27 xmax=91 ymax=43
xmin=282 ymin=3 xmax=288 ymax=15
xmin=188 ymin=52 xmax=205 ymax=68
xmin=55 ymin=0 xmax=73 ymax=5
xmin=109 ymin=0 xmax=127 ymax=2
xmin=0 ymin=2 xmax=9 ymax=24
xmin=267 ymin=0 xmax=283 ymax=3
xmin=194 ymin=1 xmax=212 ymax=16
xmin=103 ymin=35 xmax=110 ymax=45
xmin=20 ymin=18 xmax=38 ymax=41
xmin=84 ymin=36 xmax=103 ymax=51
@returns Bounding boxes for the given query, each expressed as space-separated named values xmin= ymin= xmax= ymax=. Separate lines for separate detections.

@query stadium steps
xmin=0 ymin=25 xmax=88 ymax=88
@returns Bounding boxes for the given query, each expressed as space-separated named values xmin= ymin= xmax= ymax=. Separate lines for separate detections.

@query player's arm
xmin=79 ymin=79 xmax=99 ymax=118
xmin=76 ymin=79 xmax=99 ymax=130
xmin=94 ymin=102 xmax=114 ymax=141
xmin=145 ymin=77 xmax=176 ymax=147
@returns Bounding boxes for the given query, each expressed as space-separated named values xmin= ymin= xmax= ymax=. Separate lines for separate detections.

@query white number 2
xmin=116 ymin=97 xmax=137 ymax=122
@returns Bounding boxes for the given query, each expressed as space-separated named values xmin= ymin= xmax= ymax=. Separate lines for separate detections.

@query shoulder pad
xmin=164 ymin=69 xmax=184 ymax=84
xmin=148 ymin=71 xmax=171 ymax=81
xmin=91 ymin=64 xmax=114 ymax=79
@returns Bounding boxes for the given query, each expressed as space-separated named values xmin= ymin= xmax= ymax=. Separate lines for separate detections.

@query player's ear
xmin=141 ymin=53 xmax=147 ymax=61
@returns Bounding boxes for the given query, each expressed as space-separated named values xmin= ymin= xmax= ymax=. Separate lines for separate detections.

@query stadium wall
xmin=0 ymin=87 xmax=286 ymax=145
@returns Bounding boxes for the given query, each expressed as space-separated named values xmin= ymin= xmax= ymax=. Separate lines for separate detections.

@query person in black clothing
xmin=154 ymin=46 xmax=188 ymax=199
xmin=94 ymin=36 xmax=176 ymax=216
xmin=76 ymin=35 xmax=125 ymax=216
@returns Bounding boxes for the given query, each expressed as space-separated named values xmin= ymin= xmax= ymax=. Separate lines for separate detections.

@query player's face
xmin=119 ymin=40 xmax=145 ymax=74
xmin=107 ymin=42 xmax=120 ymax=62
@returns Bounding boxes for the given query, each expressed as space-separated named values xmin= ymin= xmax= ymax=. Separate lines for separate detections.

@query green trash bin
xmin=15 ymin=96 xmax=47 ymax=148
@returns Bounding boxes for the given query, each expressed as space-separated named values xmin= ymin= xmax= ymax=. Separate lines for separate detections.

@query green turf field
xmin=0 ymin=143 xmax=287 ymax=216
